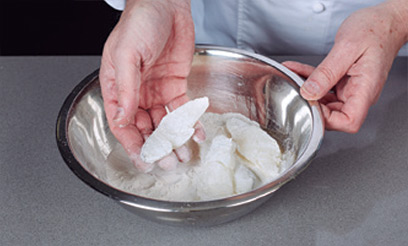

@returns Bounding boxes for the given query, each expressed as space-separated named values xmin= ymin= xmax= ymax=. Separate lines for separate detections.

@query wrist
xmin=124 ymin=0 xmax=191 ymax=11
xmin=122 ymin=0 xmax=191 ymax=22
xmin=385 ymin=0 xmax=408 ymax=43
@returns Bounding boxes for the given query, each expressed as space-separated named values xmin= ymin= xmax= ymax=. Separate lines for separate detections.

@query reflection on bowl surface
xmin=56 ymin=45 xmax=324 ymax=226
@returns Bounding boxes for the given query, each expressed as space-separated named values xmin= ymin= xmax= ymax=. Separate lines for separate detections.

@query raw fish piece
xmin=141 ymin=97 xmax=209 ymax=164
xmin=234 ymin=164 xmax=256 ymax=194
xmin=196 ymin=135 xmax=236 ymax=200
xmin=226 ymin=117 xmax=281 ymax=182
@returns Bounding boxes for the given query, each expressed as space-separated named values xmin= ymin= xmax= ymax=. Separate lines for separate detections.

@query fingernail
xmin=301 ymin=80 xmax=320 ymax=99
xmin=113 ymin=107 xmax=129 ymax=127
xmin=193 ymin=135 xmax=204 ymax=143
xmin=130 ymin=153 xmax=154 ymax=173
xmin=175 ymin=145 xmax=192 ymax=163
xmin=192 ymin=122 xmax=206 ymax=143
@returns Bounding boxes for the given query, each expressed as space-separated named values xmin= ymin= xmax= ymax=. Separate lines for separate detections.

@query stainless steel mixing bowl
xmin=56 ymin=45 xmax=324 ymax=226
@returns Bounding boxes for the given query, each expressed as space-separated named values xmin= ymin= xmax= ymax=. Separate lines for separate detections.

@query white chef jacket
xmin=105 ymin=0 xmax=407 ymax=56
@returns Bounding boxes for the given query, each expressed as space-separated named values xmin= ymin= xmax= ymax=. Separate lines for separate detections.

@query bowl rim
xmin=56 ymin=45 xmax=324 ymax=212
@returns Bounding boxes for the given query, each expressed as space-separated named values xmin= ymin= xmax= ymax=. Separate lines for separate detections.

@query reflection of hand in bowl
xmin=56 ymin=46 xmax=324 ymax=226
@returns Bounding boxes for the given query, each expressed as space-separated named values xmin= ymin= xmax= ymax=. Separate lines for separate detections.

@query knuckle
xmin=118 ymin=87 xmax=137 ymax=98
xmin=346 ymin=118 xmax=362 ymax=134
xmin=316 ymin=66 xmax=337 ymax=86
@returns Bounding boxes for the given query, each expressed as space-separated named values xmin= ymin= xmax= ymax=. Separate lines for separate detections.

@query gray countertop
xmin=0 ymin=56 xmax=407 ymax=246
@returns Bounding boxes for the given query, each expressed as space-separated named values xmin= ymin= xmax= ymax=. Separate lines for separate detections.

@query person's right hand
xmin=100 ymin=0 xmax=200 ymax=172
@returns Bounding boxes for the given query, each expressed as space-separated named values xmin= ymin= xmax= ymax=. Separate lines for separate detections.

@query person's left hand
xmin=283 ymin=0 xmax=407 ymax=133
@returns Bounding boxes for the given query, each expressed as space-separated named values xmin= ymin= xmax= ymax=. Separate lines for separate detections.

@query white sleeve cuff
xmin=104 ymin=0 xmax=126 ymax=11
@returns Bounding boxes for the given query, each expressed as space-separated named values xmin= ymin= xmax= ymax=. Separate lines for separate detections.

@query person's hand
xmin=100 ymin=0 xmax=201 ymax=172
xmin=283 ymin=0 xmax=408 ymax=133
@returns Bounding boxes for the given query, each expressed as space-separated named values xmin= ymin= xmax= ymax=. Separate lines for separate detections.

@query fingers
xmin=100 ymin=49 xmax=150 ymax=170
xmin=300 ymin=42 xmax=363 ymax=100
xmin=135 ymin=109 xmax=153 ymax=139
xmin=282 ymin=61 xmax=315 ymax=78
xmin=324 ymin=53 xmax=388 ymax=133
xmin=101 ymin=58 xmax=146 ymax=171
xmin=100 ymin=58 xmax=117 ymax=105
xmin=319 ymin=91 xmax=338 ymax=105
xmin=282 ymin=60 xmax=370 ymax=133
xmin=100 ymin=64 xmax=134 ymax=150
xmin=157 ymin=152 xmax=179 ymax=171
xmin=175 ymin=145 xmax=193 ymax=163
xmin=165 ymin=94 xmax=190 ymax=111
xmin=321 ymin=92 xmax=371 ymax=133
xmin=283 ymin=48 xmax=370 ymax=133
xmin=148 ymin=105 xmax=167 ymax=129
xmin=192 ymin=122 xmax=206 ymax=143
xmin=113 ymin=57 xmax=142 ymax=127
xmin=112 ymin=123 xmax=154 ymax=172
xmin=130 ymin=152 xmax=155 ymax=173
xmin=122 ymin=109 xmax=156 ymax=172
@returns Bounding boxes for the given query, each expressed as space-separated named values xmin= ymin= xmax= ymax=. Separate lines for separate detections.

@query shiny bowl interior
xmin=56 ymin=46 xmax=324 ymax=226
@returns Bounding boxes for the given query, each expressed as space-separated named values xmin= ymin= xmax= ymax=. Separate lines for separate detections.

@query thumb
xmin=112 ymin=58 xmax=142 ymax=127
xmin=301 ymin=42 xmax=363 ymax=100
